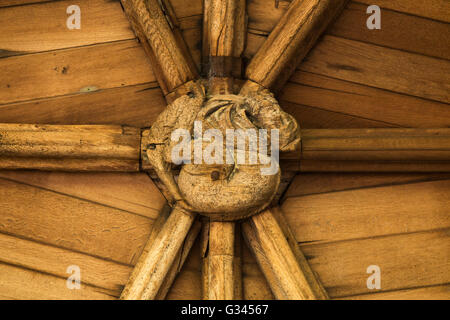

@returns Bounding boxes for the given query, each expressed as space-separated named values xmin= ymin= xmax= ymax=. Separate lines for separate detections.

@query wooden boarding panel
xmin=246 ymin=1 xmax=450 ymax=60
xmin=0 ymin=232 xmax=131 ymax=295
xmin=280 ymin=101 xmax=395 ymax=129
xmin=297 ymin=36 xmax=450 ymax=104
xmin=0 ymin=40 xmax=155 ymax=105
xmin=0 ymin=171 xmax=165 ymax=218
xmin=241 ymin=228 xmax=449 ymax=299
xmin=284 ymin=173 xmax=450 ymax=199
xmin=281 ymin=72 xmax=450 ymax=128
xmin=0 ymin=0 xmax=134 ymax=56
xmin=357 ymin=0 xmax=450 ymax=23
xmin=339 ymin=284 xmax=450 ymax=300
xmin=0 ymin=263 xmax=115 ymax=300
xmin=330 ymin=2 xmax=450 ymax=60
xmin=302 ymin=229 xmax=449 ymax=298
xmin=0 ymin=83 xmax=165 ymax=127
xmin=282 ymin=179 xmax=450 ymax=243
xmin=0 ymin=177 xmax=154 ymax=265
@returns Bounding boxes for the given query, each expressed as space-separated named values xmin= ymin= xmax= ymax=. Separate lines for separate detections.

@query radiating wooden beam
xmin=279 ymin=128 xmax=450 ymax=172
xmin=202 ymin=221 xmax=237 ymax=300
xmin=241 ymin=0 xmax=348 ymax=94
xmin=0 ymin=124 xmax=140 ymax=172
xmin=203 ymin=0 xmax=246 ymax=94
xmin=121 ymin=0 xmax=199 ymax=99
xmin=156 ymin=218 xmax=201 ymax=300
xmin=300 ymin=128 xmax=450 ymax=161
xmin=120 ymin=206 xmax=196 ymax=300
xmin=242 ymin=208 xmax=328 ymax=300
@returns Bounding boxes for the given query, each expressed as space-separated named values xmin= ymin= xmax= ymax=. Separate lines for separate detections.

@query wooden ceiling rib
xmin=0 ymin=0 xmax=448 ymax=300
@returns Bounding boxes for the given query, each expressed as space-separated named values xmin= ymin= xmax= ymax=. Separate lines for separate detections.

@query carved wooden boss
xmin=1 ymin=0 xmax=449 ymax=300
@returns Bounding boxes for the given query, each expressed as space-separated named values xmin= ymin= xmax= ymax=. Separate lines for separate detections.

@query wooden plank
xmin=0 ymin=40 xmax=155 ymax=105
xmin=298 ymin=35 xmax=450 ymax=103
xmin=0 ymin=1 xmax=49 ymax=8
xmin=282 ymin=72 xmax=450 ymax=128
xmin=0 ymin=0 xmax=134 ymax=56
xmin=330 ymin=2 xmax=450 ymax=60
xmin=0 ymin=171 xmax=165 ymax=218
xmin=302 ymin=229 xmax=450 ymax=297
xmin=0 ymin=232 xmax=131 ymax=294
xmin=356 ymin=0 xmax=450 ymax=23
xmin=245 ymin=1 xmax=450 ymax=60
xmin=0 ymin=263 xmax=116 ymax=300
xmin=282 ymin=179 xmax=450 ymax=243
xmin=280 ymin=101 xmax=395 ymax=129
xmin=339 ymin=284 xmax=450 ymax=300
xmin=0 ymin=177 xmax=153 ymax=265
xmin=283 ymin=173 xmax=450 ymax=199
xmin=0 ymin=83 xmax=165 ymax=127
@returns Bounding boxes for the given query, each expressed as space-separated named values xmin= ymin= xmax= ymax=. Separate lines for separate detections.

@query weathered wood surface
xmin=0 ymin=124 xmax=141 ymax=171
xmin=203 ymin=0 xmax=246 ymax=88
xmin=1 ymin=1 xmax=448 ymax=129
xmin=0 ymin=172 xmax=447 ymax=299
xmin=242 ymin=0 xmax=348 ymax=93
xmin=120 ymin=0 xmax=198 ymax=97
xmin=242 ymin=209 xmax=328 ymax=300
xmin=202 ymin=221 xmax=237 ymax=300
xmin=282 ymin=177 xmax=450 ymax=243
xmin=120 ymin=207 xmax=196 ymax=300
xmin=299 ymin=128 xmax=450 ymax=161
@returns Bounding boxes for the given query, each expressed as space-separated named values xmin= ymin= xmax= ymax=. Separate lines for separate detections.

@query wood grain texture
xmin=0 ymin=177 xmax=153 ymax=265
xmin=246 ymin=1 xmax=450 ymax=60
xmin=0 ymin=0 xmax=134 ymax=56
xmin=203 ymin=221 xmax=236 ymax=300
xmin=0 ymin=263 xmax=115 ymax=300
xmin=0 ymin=124 xmax=141 ymax=172
xmin=300 ymin=128 xmax=450 ymax=161
xmin=243 ymin=0 xmax=348 ymax=93
xmin=120 ymin=207 xmax=196 ymax=300
xmin=281 ymin=72 xmax=450 ymax=129
xmin=120 ymin=0 xmax=198 ymax=95
xmin=339 ymin=284 xmax=450 ymax=300
xmin=0 ymin=40 xmax=155 ymax=105
xmin=0 ymin=232 xmax=130 ymax=295
xmin=282 ymin=179 xmax=450 ymax=243
xmin=0 ymin=170 xmax=165 ymax=218
xmin=242 ymin=209 xmax=328 ymax=300
xmin=299 ymin=36 xmax=450 ymax=104
xmin=356 ymin=0 xmax=450 ymax=23
xmin=302 ymin=229 xmax=450 ymax=297
xmin=0 ymin=83 xmax=165 ymax=128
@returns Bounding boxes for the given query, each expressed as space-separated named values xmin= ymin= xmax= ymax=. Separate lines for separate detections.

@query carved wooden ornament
xmin=3 ymin=0 xmax=447 ymax=301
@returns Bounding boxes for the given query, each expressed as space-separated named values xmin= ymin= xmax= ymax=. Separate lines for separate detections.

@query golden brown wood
xmin=120 ymin=0 xmax=198 ymax=96
xmin=120 ymin=206 xmax=196 ymax=300
xmin=156 ymin=219 xmax=202 ymax=299
xmin=203 ymin=0 xmax=246 ymax=93
xmin=203 ymin=221 xmax=236 ymax=300
xmin=300 ymin=128 xmax=450 ymax=161
xmin=242 ymin=208 xmax=328 ymax=300
xmin=0 ymin=124 xmax=141 ymax=172
xmin=242 ymin=0 xmax=348 ymax=94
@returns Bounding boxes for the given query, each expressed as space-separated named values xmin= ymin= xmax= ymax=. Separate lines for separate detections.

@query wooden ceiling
xmin=0 ymin=0 xmax=448 ymax=299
